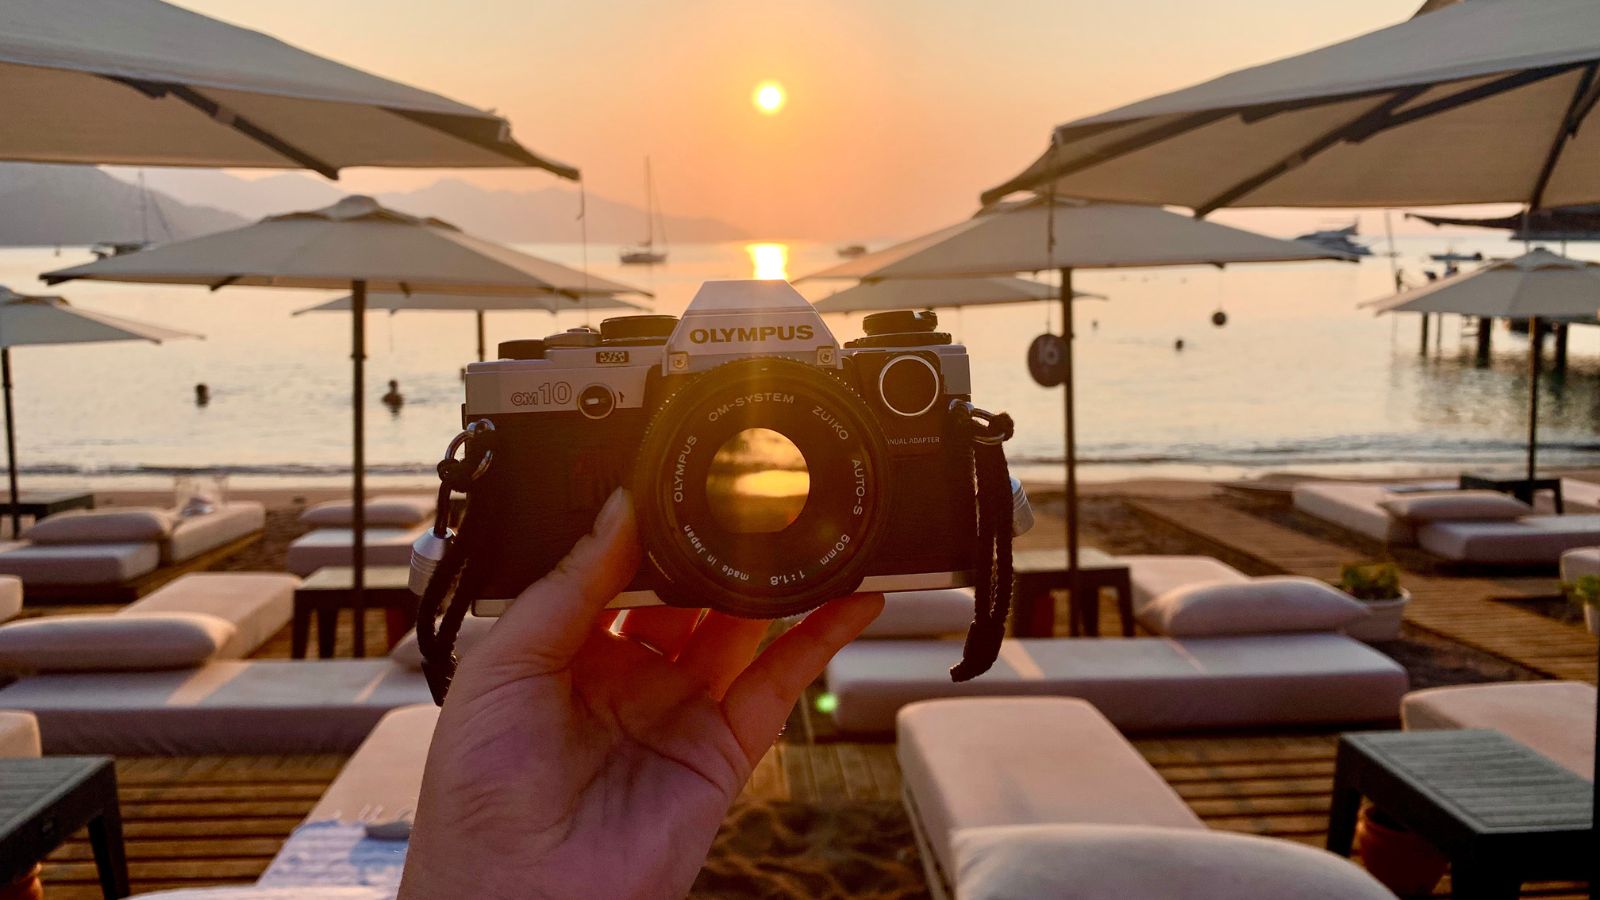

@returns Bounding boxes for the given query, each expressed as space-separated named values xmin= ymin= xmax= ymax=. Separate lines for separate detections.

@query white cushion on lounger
xmin=1293 ymin=482 xmax=1415 ymax=544
xmin=124 ymin=573 xmax=298 ymax=659
xmin=0 ymin=540 xmax=159 ymax=585
xmin=389 ymin=615 xmax=497 ymax=670
xmin=23 ymin=507 xmax=173 ymax=544
xmin=286 ymin=525 xmax=430 ymax=577
xmin=165 ymin=502 xmax=266 ymax=563
xmin=1403 ymin=682 xmax=1595 ymax=779
xmin=1124 ymin=555 xmax=1248 ymax=612
xmin=306 ymin=704 xmax=438 ymax=822
xmin=0 ymin=613 xmax=235 ymax=672
xmin=898 ymin=698 xmax=1203 ymax=885
xmin=1416 ymin=515 xmax=1600 ymax=564
xmin=0 ymin=659 xmax=431 ymax=754
xmin=1560 ymin=546 xmax=1600 ymax=581
xmin=0 ymin=710 xmax=40 ymax=757
xmin=858 ymin=589 xmax=976 ymax=638
xmin=827 ymin=634 xmax=1408 ymax=735
xmin=1139 ymin=576 xmax=1370 ymax=637
xmin=0 ymin=575 xmax=20 ymax=623
xmin=954 ymin=824 xmax=1396 ymax=900
xmin=1378 ymin=490 xmax=1530 ymax=523
xmin=301 ymin=494 xmax=435 ymax=528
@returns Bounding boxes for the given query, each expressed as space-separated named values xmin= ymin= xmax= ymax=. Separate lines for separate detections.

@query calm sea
xmin=1 ymin=234 xmax=1598 ymax=491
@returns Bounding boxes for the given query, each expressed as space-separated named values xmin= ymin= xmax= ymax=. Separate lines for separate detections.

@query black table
xmin=293 ymin=565 xmax=418 ymax=659
xmin=1327 ymin=730 xmax=1594 ymax=900
xmin=0 ymin=490 xmax=94 ymax=523
xmin=1460 ymin=473 xmax=1564 ymax=513
xmin=0 ymin=756 xmax=128 ymax=898
xmin=1010 ymin=547 xmax=1134 ymax=637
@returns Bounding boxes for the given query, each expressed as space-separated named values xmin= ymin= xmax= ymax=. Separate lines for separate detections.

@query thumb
xmin=467 ymin=488 xmax=642 ymax=680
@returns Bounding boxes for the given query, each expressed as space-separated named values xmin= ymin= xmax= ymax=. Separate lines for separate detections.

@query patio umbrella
xmin=811 ymin=276 xmax=1101 ymax=314
xmin=1368 ymin=249 xmax=1600 ymax=485
xmin=981 ymin=0 xmax=1600 ymax=213
xmin=294 ymin=291 xmax=647 ymax=361
xmin=42 ymin=196 xmax=647 ymax=652
xmin=801 ymin=196 xmax=1349 ymax=631
xmin=1409 ymin=206 xmax=1600 ymax=243
xmin=0 ymin=0 xmax=572 ymax=177
xmin=0 ymin=286 xmax=199 ymax=535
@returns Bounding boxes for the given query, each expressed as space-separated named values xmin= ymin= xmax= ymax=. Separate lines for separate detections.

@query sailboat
xmin=620 ymin=157 xmax=668 ymax=265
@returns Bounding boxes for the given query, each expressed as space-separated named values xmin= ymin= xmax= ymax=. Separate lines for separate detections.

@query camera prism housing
xmin=461 ymin=279 xmax=986 ymax=619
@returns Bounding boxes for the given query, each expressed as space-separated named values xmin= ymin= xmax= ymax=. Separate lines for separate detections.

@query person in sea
xmin=398 ymin=488 xmax=883 ymax=898
xmin=194 ymin=383 xmax=210 ymax=407
xmin=382 ymin=379 xmax=405 ymax=412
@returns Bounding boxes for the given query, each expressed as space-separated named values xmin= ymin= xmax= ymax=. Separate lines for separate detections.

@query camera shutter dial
xmin=877 ymin=354 xmax=941 ymax=417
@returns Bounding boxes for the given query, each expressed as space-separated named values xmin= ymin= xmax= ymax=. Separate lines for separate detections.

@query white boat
xmin=620 ymin=157 xmax=668 ymax=266
xmin=836 ymin=243 xmax=868 ymax=258
xmin=1294 ymin=221 xmax=1372 ymax=257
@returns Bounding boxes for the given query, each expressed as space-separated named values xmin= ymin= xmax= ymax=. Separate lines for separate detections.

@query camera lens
xmin=633 ymin=357 xmax=889 ymax=618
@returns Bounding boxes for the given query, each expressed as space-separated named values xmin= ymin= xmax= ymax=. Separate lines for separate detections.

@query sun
xmin=753 ymin=81 xmax=786 ymax=115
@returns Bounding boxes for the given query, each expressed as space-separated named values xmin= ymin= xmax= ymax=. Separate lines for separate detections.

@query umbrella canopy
xmin=1368 ymin=248 xmax=1600 ymax=495
xmin=1368 ymin=249 xmax=1600 ymax=318
xmin=0 ymin=0 xmax=572 ymax=178
xmin=0 ymin=286 xmax=199 ymax=533
xmin=801 ymin=195 xmax=1348 ymax=638
xmin=981 ymin=0 xmax=1600 ymax=213
xmin=295 ymin=289 xmax=648 ymax=362
xmin=42 ymin=195 xmax=647 ymax=297
xmin=802 ymin=197 xmax=1351 ymax=282
xmin=811 ymin=276 xmax=1101 ymax=314
xmin=41 ymin=197 xmax=647 ymax=651
xmin=1409 ymin=206 xmax=1600 ymax=243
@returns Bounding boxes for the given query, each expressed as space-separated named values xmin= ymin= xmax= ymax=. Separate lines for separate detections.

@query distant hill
xmin=0 ymin=164 xmax=247 ymax=247
xmin=107 ymin=168 xmax=747 ymax=244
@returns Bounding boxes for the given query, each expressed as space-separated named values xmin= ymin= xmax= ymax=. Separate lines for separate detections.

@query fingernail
xmin=594 ymin=488 xmax=631 ymax=536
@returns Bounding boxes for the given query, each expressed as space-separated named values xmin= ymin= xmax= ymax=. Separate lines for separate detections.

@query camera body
xmin=461 ymin=280 xmax=981 ymax=618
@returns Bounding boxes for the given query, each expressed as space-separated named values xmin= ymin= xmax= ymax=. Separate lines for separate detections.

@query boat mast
xmin=642 ymin=156 xmax=654 ymax=250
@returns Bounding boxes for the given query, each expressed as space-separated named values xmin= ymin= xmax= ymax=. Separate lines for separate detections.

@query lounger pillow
xmin=0 ymin=612 xmax=235 ymax=672
xmin=390 ymin=614 xmax=498 ymax=670
xmin=954 ymin=824 xmax=1396 ymax=900
xmin=23 ymin=508 xmax=175 ymax=544
xmin=301 ymin=495 xmax=435 ymax=528
xmin=1378 ymin=490 xmax=1530 ymax=523
xmin=1139 ymin=576 xmax=1369 ymax=636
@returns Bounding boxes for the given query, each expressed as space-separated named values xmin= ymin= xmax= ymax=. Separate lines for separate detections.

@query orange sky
xmin=183 ymin=0 xmax=1433 ymax=239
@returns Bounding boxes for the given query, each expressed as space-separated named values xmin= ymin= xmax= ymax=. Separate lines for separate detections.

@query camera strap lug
xmin=948 ymin=401 xmax=1018 ymax=683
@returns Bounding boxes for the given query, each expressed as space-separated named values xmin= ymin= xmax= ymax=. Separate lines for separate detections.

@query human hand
xmin=399 ymin=488 xmax=883 ymax=900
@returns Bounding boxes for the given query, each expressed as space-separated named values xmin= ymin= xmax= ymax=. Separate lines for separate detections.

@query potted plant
xmin=1563 ymin=574 xmax=1600 ymax=635
xmin=1337 ymin=562 xmax=1409 ymax=641
xmin=1355 ymin=804 xmax=1447 ymax=897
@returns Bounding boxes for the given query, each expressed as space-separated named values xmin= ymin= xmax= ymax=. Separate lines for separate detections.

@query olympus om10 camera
xmin=452 ymin=279 xmax=1028 ymax=620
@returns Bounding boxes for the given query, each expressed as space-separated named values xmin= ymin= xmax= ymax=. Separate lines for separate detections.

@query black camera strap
xmin=948 ymin=402 xmax=1017 ymax=683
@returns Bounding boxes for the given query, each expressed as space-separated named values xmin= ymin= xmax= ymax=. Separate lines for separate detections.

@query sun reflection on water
xmin=746 ymin=243 xmax=790 ymax=280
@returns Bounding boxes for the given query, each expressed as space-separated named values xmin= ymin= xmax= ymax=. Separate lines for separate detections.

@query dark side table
xmin=0 ymin=756 xmax=129 ymax=898
xmin=1459 ymin=473 xmax=1564 ymax=513
xmin=1010 ymin=547 xmax=1134 ymax=638
xmin=292 ymin=565 xmax=418 ymax=659
xmin=1327 ymin=730 xmax=1593 ymax=900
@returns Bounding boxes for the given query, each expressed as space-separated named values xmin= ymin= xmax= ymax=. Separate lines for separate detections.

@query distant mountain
xmin=0 ymin=164 xmax=247 ymax=247
xmin=103 ymin=168 xmax=747 ymax=244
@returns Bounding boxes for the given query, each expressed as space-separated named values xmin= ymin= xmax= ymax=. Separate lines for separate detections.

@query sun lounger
xmin=899 ymin=698 xmax=1395 ymax=899
xmin=286 ymin=525 xmax=431 ymax=577
xmin=858 ymin=589 xmax=978 ymax=639
xmin=0 ymin=710 xmax=40 ymax=757
xmin=1125 ymin=555 xmax=1249 ymax=611
xmin=0 ymin=502 xmax=265 ymax=593
xmin=1402 ymin=681 xmax=1595 ymax=779
xmin=0 ymin=575 xmax=19 ymax=623
xmin=826 ymin=631 xmax=1408 ymax=736
xmin=120 ymin=572 xmax=298 ymax=659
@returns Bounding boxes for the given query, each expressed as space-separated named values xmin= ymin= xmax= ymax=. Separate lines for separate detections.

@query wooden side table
xmin=1327 ymin=729 xmax=1593 ymax=900
xmin=1010 ymin=547 xmax=1134 ymax=638
xmin=292 ymin=565 xmax=418 ymax=659
xmin=0 ymin=756 xmax=128 ymax=898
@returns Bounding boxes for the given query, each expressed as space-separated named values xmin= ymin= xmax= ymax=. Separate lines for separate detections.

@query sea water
xmin=1 ymin=234 xmax=1597 ymax=490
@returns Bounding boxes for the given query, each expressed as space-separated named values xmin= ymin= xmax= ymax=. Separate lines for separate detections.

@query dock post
xmin=1419 ymin=314 xmax=1431 ymax=355
xmin=1476 ymin=317 xmax=1492 ymax=366
xmin=1554 ymin=323 xmax=1569 ymax=374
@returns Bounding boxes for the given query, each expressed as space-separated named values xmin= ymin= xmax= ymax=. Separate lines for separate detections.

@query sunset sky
xmin=183 ymin=0 xmax=1433 ymax=239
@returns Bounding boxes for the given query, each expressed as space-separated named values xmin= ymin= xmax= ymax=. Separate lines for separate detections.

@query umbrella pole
xmin=1527 ymin=317 xmax=1540 ymax=488
xmin=2 ymin=349 xmax=18 ymax=538
xmin=1060 ymin=267 xmax=1082 ymax=636
xmin=476 ymin=310 xmax=487 ymax=363
xmin=352 ymin=280 xmax=367 ymax=657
